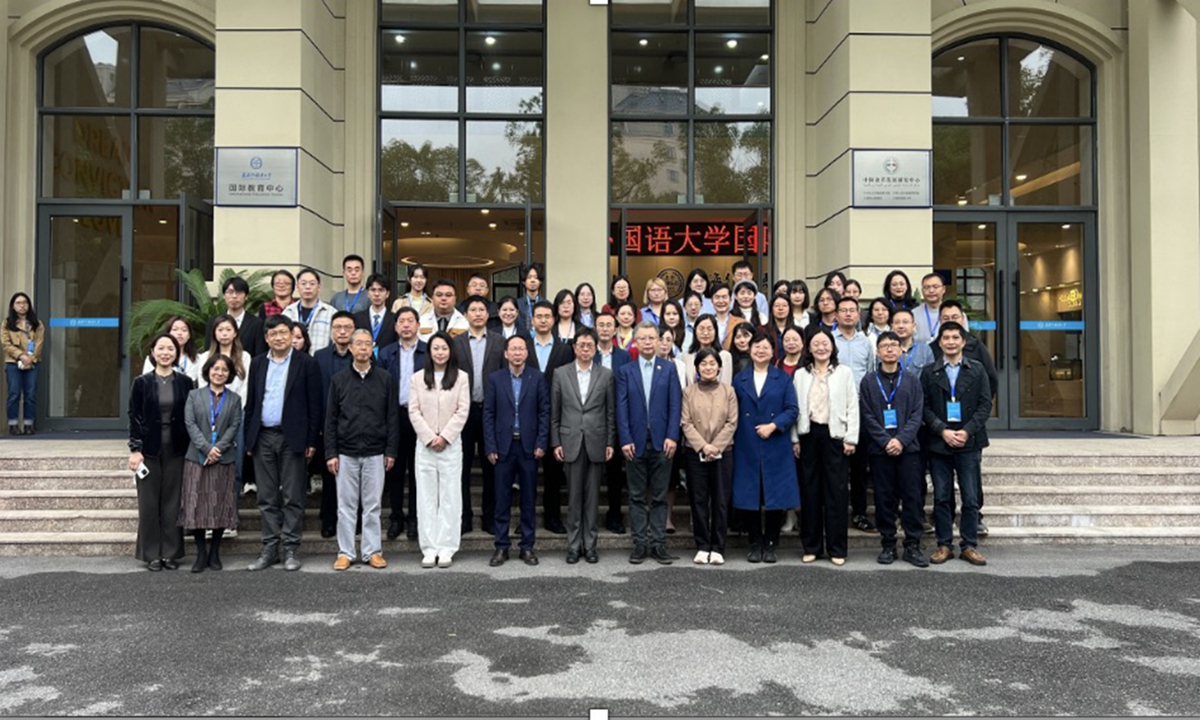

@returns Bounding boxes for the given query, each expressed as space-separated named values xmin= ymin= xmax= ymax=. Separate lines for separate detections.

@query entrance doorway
xmin=933 ymin=212 xmax=1098 ymax=429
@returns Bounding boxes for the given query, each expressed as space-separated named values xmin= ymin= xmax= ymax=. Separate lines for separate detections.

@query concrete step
xmin=983 ymin=485 xmax=1200 ymax=505
xmin=0 ymin=470 xmax=135 ymax=491
xmin=980 ymin=467 xmax=1200 ymax=486
xmin=983 ymin=453 xmax=1200 ymax=469
xmin=0 ymin=489 xmax=138 ymax=510
xmin=0 ymin=455 xmax=127 ymax=472
xmin=980 ymin=505 xmax=1200 ymax=528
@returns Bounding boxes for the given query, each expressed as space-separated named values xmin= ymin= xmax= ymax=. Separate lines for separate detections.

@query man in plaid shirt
xmin=283 ymin=268 xmax=335 ymax=354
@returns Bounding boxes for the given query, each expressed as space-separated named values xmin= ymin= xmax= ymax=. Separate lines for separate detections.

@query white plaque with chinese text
xmin=852 ymin=150 xmax=931 ymax=208
xmin=215 ymin=148 xmax=299 ymax=207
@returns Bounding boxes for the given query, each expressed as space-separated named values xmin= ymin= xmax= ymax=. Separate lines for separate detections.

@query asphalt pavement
xmin=2 ymin=545 xmax=1200 ymax=717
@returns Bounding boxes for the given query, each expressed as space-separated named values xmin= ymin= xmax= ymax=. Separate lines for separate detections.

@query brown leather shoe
xmin=333 ymin=555 xmax=353 ymax=571
xmin=959 ymin=547 xmax=987 ymax=566
xmin=367 ymin=552 xmax=388 ymax=569
xmin=930 ymin=546 xmax=954 ymax=564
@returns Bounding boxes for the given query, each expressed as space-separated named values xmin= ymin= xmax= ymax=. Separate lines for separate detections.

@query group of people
xmin=126 ymin=253 xmax=997 ymax=573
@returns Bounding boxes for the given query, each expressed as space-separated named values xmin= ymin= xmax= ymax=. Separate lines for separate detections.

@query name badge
xmin=26 ymin=341 xmax=35 ymax=354
xmin=883 ymin=408 xmax=898 ymax=430
xmin=946 ymin=401 xmax=962 ymax=423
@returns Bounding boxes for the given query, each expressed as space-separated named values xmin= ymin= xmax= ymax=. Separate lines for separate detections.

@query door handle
xmin=1011 ymin=269 xmax=1021 ymax=364
xmin=996 ymin=269 xmax=1004 ymax=371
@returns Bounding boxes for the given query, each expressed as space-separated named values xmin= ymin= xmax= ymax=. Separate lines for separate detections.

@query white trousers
xmin=415 ymin=438 xmax=463 ymax=559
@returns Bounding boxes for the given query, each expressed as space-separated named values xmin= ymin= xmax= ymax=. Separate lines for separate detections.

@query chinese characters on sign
xmin=851 ymin=150 xmax=932 ymax=208
xmin=214 ymin=148 xmax=299 ymax=207
xmin=609 ymin=223 xmax=771 ymax=256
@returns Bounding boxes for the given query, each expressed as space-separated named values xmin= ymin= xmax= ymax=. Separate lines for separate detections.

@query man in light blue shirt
xmin=378 ymin=307 xmax=426 ymax=541
xmin=832 ymin=295 xmax=877 ymax=535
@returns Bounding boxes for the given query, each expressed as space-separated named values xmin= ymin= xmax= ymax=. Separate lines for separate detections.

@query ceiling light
xmin=956 ymin=199 xmax=968 ymax=206
xmin=977 ymin=224 xmax=987 ymax=230
xmin=760 ymin=54 xmax=769 ymax=61
xmin=488 ymin=223 xmax=497 ymax=229
xmin=409 ymin=61 xmax=418 ymax=69
xmin=1062 ymin=224 xmax=1071 ymax=229
xmin=1044 ymin=286 xmax=1052 ymax=291
xmin=485 ymin=36 xmax=496 ymax=46
xmin=158 ymin=219 xmax=168 ymax=224
xmin=639 ymin=38 xmax=649 ymax=47
xmin=394 ymin=34 xmax=405 ymax=44
xmin=957 ymin=56 xmax=965 ymax=62
xmin=480 ymin=208 xmax=490 ymax=215
xmin=491 ymin=62 xmax=501 ymax=71
xmin=421 ymin=231 xmax=432 ymax=236
xmin=726 ymin=39 xmax=738 ymax=49
xmin=714 ymin=65 xmax=723 ymax=74
xmin=400 ymin=221 xmax=410 ymax=227
xmin=1015 ymin=174 xmax=1028 ymax=181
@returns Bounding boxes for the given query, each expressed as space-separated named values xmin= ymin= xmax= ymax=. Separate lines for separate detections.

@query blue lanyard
xmin=344 ymin=288 xmax=364 ymax=313
xmin=301 ymin=305 xmax=318 ymax=327
xmin=874 ymin=371 xmax=901 ymax=409
xmin=924 ymin=305 xmax=939 ymax=335
xmin=369 ymin=312 xmax=384 ymax=342
xmin=209 ymin=390 xmax=226 ymax=443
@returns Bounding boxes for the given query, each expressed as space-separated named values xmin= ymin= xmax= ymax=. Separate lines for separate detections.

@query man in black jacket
xmin=313 ymin=311 xmax=358 ymax=537
xmin=243 ymin=315 xmax=323 ymax=572
xmin=208 ymin=275 xmax=267 ymax=358
xmin=353 ymin=273 xmax=398 ymax=351
xmin=860 ymin=332 xmax=927 ymax=568
xmin=377 ymin=307 xmax=427 ymax=540
xmin=921 ymin=322 xmax=991 ymax=567
xmin=325 ymin=329 xmax=400 ymax=570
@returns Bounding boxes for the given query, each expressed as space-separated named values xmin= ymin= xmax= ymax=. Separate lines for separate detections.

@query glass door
xmin=37 ymin=207 xmax=133 ymax=429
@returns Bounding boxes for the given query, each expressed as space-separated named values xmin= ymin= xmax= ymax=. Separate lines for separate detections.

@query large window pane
xmin=694 ymin=121 xmax=769 ymax=204
xmin=611 ymin=0 xmax=686 ymax=26
xmin=611 ymin=32 xmax=689 ymax=116
xmin=932 ymin=124 xmax=1002 ymax=206
xmin=695 ymin=33 xmax=770 ymax=115
xmin=468 ymin=0 xmax=543 ymax=24
xmin=1007 ymin=38 xmax=1090 ymax=118
xmin=932 ymin=39 xmax=1000 ymax=118
xmin=466 ymin=120 xmax=543 ymax=203
xmin=381 ymin=119 xmax=460 ymax=201
xmin=41 ymin=115 xmax=131 ymax=198
xmin=138 ymin=117 xmax=214 ymax=200
xmin=611 ymin=121 xmax=686 ymax=204
xmin=138 ymin=28 xmax=214 ymax=109
xmin=43 ymin=26 xmax=133 ymax=107
xmin=696 ymin=0 xmax=770 ymax=26
xmin=466 ymin=31 xmax=544 ymax=113
xmin=381 ymin=0 xmax=458 ymax=23
xmin=381 ymin=30 xmax=459 ymax=112
xmin=1009 ymin=125 xmax=1092 ymax=206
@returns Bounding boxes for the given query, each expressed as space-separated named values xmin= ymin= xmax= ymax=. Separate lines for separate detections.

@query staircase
xmin=1 ymin=436 xmax=1199 ymax=556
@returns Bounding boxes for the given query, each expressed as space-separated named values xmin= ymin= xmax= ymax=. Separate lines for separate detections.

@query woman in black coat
xmin=128 ymin=332 xmax=195 ymax=571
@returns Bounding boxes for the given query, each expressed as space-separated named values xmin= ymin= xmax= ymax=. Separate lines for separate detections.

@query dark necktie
xmin=438 ymin=317 xmax=448 ymax=332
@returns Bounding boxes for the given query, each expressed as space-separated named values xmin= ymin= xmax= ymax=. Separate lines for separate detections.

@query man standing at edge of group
xmin=244 ymin=315 xmax=323 ymax=571
xmin=453 ymin=296 xmax=506 ymax=535
xmin=922 ymin=321 xmax=991 ymax=567
xmin=484 ymin=334 xmax=549 ymax=567
xmin=326 ymin=329 xmax=399 ymax=571
xmin=329 ymin=254 xmax=370 ymax=315
xmin=616 ymin=321 xmax=682 ymax=566
xmin=377 ymin=307 xmax=427 ymax=541
xmin=860 ymin=331 xmax=928 ymax=568
xmin=283 ymin=268 xmax=335 ymax=353
xmin=912 ymin=272 xmax=946 ymax=344
xmin=354 ymin=273 xmax=397 ymax=352
xmin=594 ymin=312 xmax=632 ymax=535
xmin=209 ymin=276 xmax=266 ymax=358
xmin=313 ymin=311 xmax=358 ymax=538
xmin=552 ymin=328 xmax=616 ymax=564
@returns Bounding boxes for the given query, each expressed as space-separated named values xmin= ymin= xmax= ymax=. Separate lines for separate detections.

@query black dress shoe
xmin=585 ymin=549 xmax=599 ymax=564
xmin=629 ymin=545 xmax=648 ymax=564
xmin=320 ymin=524 xmax=336 ymax=539
xmin=763 ymin=543 xmax=777 ymax=564
xmin=489 ymin=548 xmax=509 ymax=567
xmin=162 ymin=559 xmax=179 ymax=571
xmin=191 ymin=555 xmax=208 ymax=573
xmin=649 ymin=546 xmax=674 ymax=565
xmin=544 ymin=518 xmax=567 ymax=535
xmin=606 ymin=519 xmax=627 ymax=535
xmin=903 ymin=546 xmax=929 ymax=568
xmin=147 ymin=559 xmax=163 ymax=572
xmin=386 ymin=519 xmax=403 ymax=541
xmin=747 ymin=545 xmax=763 ymax=563
xmin=519 ymin=549 xmax=539 ymax=566
xmin=852 ymin=514 xmax=878 ymax=533
xmin=877 ymin=546 xmax=897 ymax=564
xmin=566 ymin=550 xmax=580 ymax=564
xmin=406 ymin=519 xmax=419 ymax=540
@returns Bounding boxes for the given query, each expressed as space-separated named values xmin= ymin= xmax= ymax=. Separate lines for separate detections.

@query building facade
xmin=1 ymin=0 xmax=1198 ymax=437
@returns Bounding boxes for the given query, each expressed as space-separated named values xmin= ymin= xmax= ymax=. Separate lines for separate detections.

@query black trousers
xmin=386 ymin=408 xmax=419 ymax=524
xmin=460 ymin=402 xmax=496 ymax=530
xmin=799 ymin=423 xmax=849 ymax=558
xmin=684 ymin=449 xmax=732 ymax=553
xmin=542 ymin=454 xmax=565 ymax=524
xmin=741 ymin=508 xmax=784 ymax=548
xmin=604 ymin=455 xmax=625 ymax=523
xmin=848 ymin=427 xmax=870 ymax=516
xmin=313 ymin=433 xmax=337 ymax=527
xmin=871 ymin=451 xmax=925 ymax=549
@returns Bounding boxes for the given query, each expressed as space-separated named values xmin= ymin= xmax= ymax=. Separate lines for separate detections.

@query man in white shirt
xmin=419 ymin=280 xmax=468 ymax=343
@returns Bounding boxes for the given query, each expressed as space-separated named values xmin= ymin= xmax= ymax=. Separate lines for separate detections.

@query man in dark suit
xmin=452 ymin=296 xmax=507 ymax=535
xmin=524 ymin=300 xmax=574 ymax=535
xmin=243 ymin=315 xmax=323 ymax=572
xmin=616 ymin=321 xmax=682 ymax=565
xmin=484 ymin=334 xmax=549 ymax=567
xmin=595 ymin=311 xmax=632 ymax=534
xmin=208 ymin=275 xmax=267 ymax=357
xmin=313 ymin=311 xmax=359 ymax=538
xmin=353 ymin=273 xmax=398 ymax=352
xmin=377 ymin=307 xmax=427 ymax=540
xmin=551 ymin=328 xmax=615 ymax=564
xmin=457 ymin=273 xmax=501 ymax=332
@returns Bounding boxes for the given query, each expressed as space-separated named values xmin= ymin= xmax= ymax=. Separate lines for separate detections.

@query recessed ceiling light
xmin=956 ymin=199 xmax=968 ymax=206
xmin=760 ymin=54 xmax=769 ymax=61
xmin=491 ymin=62 xmax=501 ymax=71
xmin=394 ymin=34 xmax=405 ymax=44
xmin=726 ymin=39 xmax=738 ymax=49
xmin=488 ymin=223 xmax=497 ymax=229
xmin=639 ymin=38 xmax=649 ymax=47
xmin=1044 ymin=285 xmax=1052 ymax=291
xmin=957 ymin=56 xmax=965 ymax=62
xmin=1062 ymin=224 xmax=1071 ymax=229
xmin=977 ymin=224 xmax=987 ymax=230
xmin=1015 ymin=174 xmax=1028 ymax=181
xmin=400 ymin=221 xmax=410 ymax=227
xmin=714 ymin=65 xmax=723 ymax=74
xmin=421 ymin=231 xmax=432 ymax=236
xmin=158 ymin=219 xmax=168 ymax=224
xmin=409 ymin=61 xmax=418 ymax=69
xmin=485 ymin=36 xmax=496 ymax=46
xmin=480 ymin=209 xmax=490 ymax=215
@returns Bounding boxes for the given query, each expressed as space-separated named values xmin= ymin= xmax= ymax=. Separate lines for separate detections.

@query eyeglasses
xmin=877 ymin=342 xmax=901 ymax=350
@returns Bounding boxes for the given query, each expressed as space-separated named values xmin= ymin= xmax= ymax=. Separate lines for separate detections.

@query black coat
xmin=354 ymin=307 xmax=398 ymax=350
xmin=930 ymin=331 xmax=998 ymax=400
xmin=324 ymin=365 xmax=400 ymax=459
xmin=920 ymin=358 xmax=991 ymax=455
xmin=377 ymin=340 xmax=428 ymax=402
xmin=524 ymin=335 xmax=575 ymax=380
xmin=452 ymin=330 xmax=506 ymax=402
xmin=206 ymin=313 xmax=267 ymax=358
xmin=859 ymin=368 xmax=923 ymax=455
xmin=128 ymin=371 xmax=195 ymax=457
xmin=244 ymin=350 xmax=323 ymax=455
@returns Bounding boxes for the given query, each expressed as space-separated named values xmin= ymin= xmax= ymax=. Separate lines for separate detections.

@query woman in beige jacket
xmin=408 ymin=331 xmax=471 ymax=568
xmin=680 ymin=347 xmax=738 ymax=565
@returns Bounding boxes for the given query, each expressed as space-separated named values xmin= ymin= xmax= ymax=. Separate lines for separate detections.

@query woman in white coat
xmin=408 ymin=331 xmax=471 ymax=568
xmin=791 ymin=327 xmax=859 ymax=566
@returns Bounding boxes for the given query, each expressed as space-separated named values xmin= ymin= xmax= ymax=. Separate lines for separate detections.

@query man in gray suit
xmin=551 ymin=328 xmax=616 ymax=564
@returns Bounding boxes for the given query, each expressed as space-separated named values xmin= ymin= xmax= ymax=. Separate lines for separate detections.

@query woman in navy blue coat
xmin=731 ymin=329 xmax=799 ymax=563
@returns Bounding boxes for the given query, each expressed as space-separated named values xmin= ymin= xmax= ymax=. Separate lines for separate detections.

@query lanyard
xmin=924 ymin=305 xmax=940 ymax=336
xmin=370 ymin=313 xmax=384 ymax=341
xmin=301 ymin=304 xmax=318 ymax=327
xmin=946 ymin=365 xmax=960 ymax=402
xmin=209 ymin=389 xmax=226 ymax=442
xmin=344 ymin=288 xmax=364 ymax=313
xmin=874 ymin=371 xmax=901 ymax=408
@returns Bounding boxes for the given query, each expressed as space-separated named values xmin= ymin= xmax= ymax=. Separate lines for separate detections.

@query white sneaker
xmin=709 ymin=551 xmax=725 ymax=565
xmin=781 ymin=509 xmax=797 ymax=533
xmin=437 ymin=555 xmax=452 ymax=568
xmin=693 ymin=551 xmax=710 ymax=564
xmin=421 ymin=553 xmax=436 ymax=569
xmin=225 ymin=528 xmax=238 ymax=538
xmin=241 ymin=483 xmax=256 ymax=496
xmin=310 ymin=476 xmax=323 ymax=494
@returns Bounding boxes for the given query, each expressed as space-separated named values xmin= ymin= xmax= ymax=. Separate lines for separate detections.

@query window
xmin=379 ymin=1 xmax=546 ymax=205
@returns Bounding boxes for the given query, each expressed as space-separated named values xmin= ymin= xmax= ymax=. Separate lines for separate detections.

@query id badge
xmin=27 ymin=341 xmax=35 ymax=353
xmin=946 ymin=401 xmax=962 ymax=423
xmin=883 ymin=408 xmax=898 ymax=430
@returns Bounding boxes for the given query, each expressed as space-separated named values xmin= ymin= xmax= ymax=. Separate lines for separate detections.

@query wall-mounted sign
xmin=1056 ymin=287 xmax=1083 ymax=313
xmin=609 ymin=223 xmax=770 ymax=257
xmin=215 ymin=147 xmax=298 ymax=207
xmin=852 ymin=149 xmax=932 ymax=208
